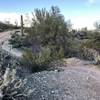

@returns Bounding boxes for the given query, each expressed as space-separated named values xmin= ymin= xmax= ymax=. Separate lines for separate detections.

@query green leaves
xmin=28 ymin=6 xmax=73 ymax=57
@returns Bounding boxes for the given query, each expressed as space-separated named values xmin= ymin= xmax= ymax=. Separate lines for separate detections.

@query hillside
xmin=0 ymin=22 xmax=19 ymax=32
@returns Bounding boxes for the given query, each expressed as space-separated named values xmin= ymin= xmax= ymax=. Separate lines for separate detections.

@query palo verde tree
xmin=27 ymin=6 xmax=72 ymax=55
xmin=22 ymin=6 xmax=75 ymax=71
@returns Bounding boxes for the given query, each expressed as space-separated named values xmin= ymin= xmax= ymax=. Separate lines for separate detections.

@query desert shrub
xmin=10 ymin=6 xmax=76 ymax=57
xmin=9 ymin=32 xmax=29 ymax=48
xmin=0 ymin=22 xmax=19 ymax=31
xmin=80 ymin=47 xmax=94 ymax=60
xmin=83 ymin=32 xmax=100 ymax=51
xmin=82 ymin=39 xmax=99 ymax=53
xmin=79 ymin=31 xmax=100 ymax=62
xmin=9 ymin=6 xmax=83 ymax=71
xmin=26 ymin=6 xmax=74 ymax=56
xmin=83 ymin=48 xmax=100 ymax=63
xmin=20 ymin=6 xmax=76 ymax=72
xmin=9 ymin=33 xmax=23 ymax=48
xmin=21 ymin=46 xmax=64 ymax=72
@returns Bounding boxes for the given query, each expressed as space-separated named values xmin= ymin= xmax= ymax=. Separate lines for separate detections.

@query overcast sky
xmin=0 ymin=0 xmax=100 ymax=29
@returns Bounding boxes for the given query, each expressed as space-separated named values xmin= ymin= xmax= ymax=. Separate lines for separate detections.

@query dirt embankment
xmin=17 ymin=58 xmax=100 ymax=100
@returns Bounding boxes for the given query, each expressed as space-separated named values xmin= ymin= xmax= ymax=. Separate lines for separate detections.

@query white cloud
xmin=0 ymin=12 xmax=100 ymax=30
xmin=87 ymin=0 xmax=100 ymax=5
xmin=71 ymin=15 xmax=100 ymax=30
xmin=88 ymin=0 xmax=95 ymax=4
xmin=0 ymin=13 xmax=21 ymax=25
xmin=0 ymin=12 xmax=32 ymax=26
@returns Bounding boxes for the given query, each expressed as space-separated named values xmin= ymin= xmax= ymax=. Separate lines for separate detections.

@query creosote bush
xmin=22 ymin=46 xmax=64 ymax=72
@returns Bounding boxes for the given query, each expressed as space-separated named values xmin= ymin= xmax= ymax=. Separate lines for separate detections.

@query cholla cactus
xmin=82 ymin=47 xmax=100 ymax=64
xmin=95 ymin=55 xmax=100 ymax=64
xmin=0 ymin=68 xmax=34 ymax=100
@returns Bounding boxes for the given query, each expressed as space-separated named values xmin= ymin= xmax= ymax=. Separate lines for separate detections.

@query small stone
xmin=54 ymin=70 xmax=58 ymax=72
xmin=41 ymin=95 xmax=45 ymax=100
xmin=51 ymin=91 xmax=55 ymax=94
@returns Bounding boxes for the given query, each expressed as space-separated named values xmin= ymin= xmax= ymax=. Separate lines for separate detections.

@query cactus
xmin=21 ymin=15 xmax=24 ymax=36
xmin=0 ymin=68 xmax=33 ymax=100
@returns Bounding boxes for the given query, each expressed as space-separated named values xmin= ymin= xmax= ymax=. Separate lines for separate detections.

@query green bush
xmin=26 ymin=6 xmax=74 ymax=56
xmin=9 ymin=33 xmax=23 ymax=48
xmin=21 ymin=46 xmax=65 ymax=72
xmin=82 ymin=32 xmax=100 ymax=51
xmin=9 ymin=33 xmax=29 ymax=48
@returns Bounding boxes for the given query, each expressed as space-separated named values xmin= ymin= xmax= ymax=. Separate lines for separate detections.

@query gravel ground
xmin=1 ymin=59 xmax=100 ymax=100
xmin=0 ymin=30 xmax=23 ymax=58
xmin=24 ymin=65 xmax=100 ymax=100
xmin=12 ymin=58 xmax=100 ymax=100
xmin=1 ymin=41 xmax=22 ymax=58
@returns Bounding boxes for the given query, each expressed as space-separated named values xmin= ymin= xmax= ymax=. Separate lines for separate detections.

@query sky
xmin=0 ymin=0 xmax=100 ymax=29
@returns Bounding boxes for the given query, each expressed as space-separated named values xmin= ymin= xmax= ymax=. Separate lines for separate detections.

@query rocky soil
xmin=24 ymin=59 xmax=100 ymax=100
xmin=12 ymin=58 xmax=100 ymax=100
xmin=0 ymin=30 xmax=23 ymax=58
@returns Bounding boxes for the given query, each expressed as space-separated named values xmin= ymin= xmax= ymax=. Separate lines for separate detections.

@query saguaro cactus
xmin=21 ymin=15 xmax=24 ymax=36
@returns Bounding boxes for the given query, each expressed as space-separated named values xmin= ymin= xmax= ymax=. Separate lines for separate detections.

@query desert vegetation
xmin=0 ymin=6 xmax=100 ymax=100
xmin=0 ymin=22 xmax=20 ymax=32
xmin=8 ymin=6 xmax=100 ymax=72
